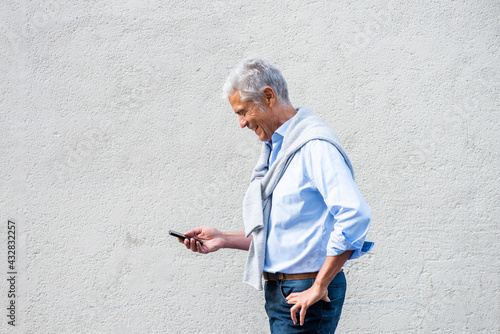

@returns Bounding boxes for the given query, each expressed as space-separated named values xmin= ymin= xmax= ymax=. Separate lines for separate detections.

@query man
xmin=179 ymin=56 xmax=373 ymax=333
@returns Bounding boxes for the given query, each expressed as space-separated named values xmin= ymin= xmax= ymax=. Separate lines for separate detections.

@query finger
xmin=183 ymin=238 xmax=191 ymax=249
xmin=196 ymin=240 xmax=205 ymax=254
xmin=189 ymin=238 xmax=198 ymax=252
xmin=300 ymin=307 xmax=307 ymax=326
xmin=192 ymin=239 xmax=200 ymax=252
xmin=290 ymin=305 xmax=298 ymax=324
xmin=285 ymin=292 xmax=298 ymax=301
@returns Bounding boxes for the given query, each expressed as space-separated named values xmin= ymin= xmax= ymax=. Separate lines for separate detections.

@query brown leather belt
xmin=263 ymin=271 xmax=319 ymax=281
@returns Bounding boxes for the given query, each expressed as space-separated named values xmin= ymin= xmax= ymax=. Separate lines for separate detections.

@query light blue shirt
xmin=264 ymin=118 xmax=372 ymax=274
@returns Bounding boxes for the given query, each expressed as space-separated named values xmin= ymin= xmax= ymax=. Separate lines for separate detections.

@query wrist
xmin=312 ymin=279 xmax=329 ymax=292
xmin=220 ymin=231 xmax=242 ymax=249
xmin=220 ymin=231 xmax=230 ymax=249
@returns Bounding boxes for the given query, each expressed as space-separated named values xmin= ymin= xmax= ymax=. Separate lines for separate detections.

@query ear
xmin=262 ymin=86 xmax=276 ymax=107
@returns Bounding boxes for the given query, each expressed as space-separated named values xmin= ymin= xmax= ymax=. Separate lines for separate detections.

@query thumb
xmin=184 ymin=227 xmax=201 ymax=238
xmin=321 ymin=293 xmax=330 ymax=302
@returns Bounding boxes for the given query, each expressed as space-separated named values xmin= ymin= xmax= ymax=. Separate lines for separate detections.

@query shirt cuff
xmin=327 ymin=239 xmax=374 ymax=260
xmin=349 ymin=241 xmax=374 ymax=259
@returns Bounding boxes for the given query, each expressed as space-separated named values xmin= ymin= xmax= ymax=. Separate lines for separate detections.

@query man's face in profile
xmin=229 ymin=90 xmax=275 ymax=142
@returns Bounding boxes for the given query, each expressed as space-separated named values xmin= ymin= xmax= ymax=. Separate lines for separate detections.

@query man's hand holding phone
xmin=172 ymin=226 xmax=226 ymax=254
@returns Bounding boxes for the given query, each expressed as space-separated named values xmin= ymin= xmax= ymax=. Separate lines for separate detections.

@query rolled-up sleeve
xmin=305 ymin=140 xmax=373 ymax=260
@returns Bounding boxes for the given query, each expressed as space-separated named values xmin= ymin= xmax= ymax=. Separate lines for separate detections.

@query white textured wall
xmin=1 ymin=1 xmax=499 ymax=333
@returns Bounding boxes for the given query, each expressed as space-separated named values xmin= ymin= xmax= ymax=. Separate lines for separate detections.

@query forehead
xmin=229 ymin=90 xmax=252 ymax=113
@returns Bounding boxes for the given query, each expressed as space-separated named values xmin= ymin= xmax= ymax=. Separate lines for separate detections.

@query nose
xmin=239 ymin=115 xmax=247 ymax=128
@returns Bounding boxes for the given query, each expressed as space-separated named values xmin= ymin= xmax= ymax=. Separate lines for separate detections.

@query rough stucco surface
xmin=0 ymin=0 xmax=499 ymax=333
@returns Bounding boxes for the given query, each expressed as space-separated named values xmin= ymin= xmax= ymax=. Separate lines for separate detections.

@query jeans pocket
xmin=324 ymin=271 xmax=347 ymax=304
xmin=279 ymin=279 xmax=315 ymax=305
xmin=327 ymin=285 xmax=346 ymax=303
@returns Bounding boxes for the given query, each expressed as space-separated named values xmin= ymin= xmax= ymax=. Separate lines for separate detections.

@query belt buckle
xmin=275 ymin=272 xmax=284 ymax=281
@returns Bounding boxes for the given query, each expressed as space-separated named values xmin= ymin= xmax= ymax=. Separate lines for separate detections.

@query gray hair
xmin=222 ymin=56 xmax=291 ymax=106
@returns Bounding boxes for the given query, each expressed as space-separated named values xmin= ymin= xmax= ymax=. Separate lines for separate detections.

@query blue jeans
xmin=264 ymin=271 xmax=346 ymax=334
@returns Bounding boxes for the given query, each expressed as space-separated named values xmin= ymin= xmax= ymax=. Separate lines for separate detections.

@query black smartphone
xmin=169 ymin=230 xmax=204 ymax=246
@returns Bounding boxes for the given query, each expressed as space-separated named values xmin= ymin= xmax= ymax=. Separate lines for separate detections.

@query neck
xmin=272 ymin=104 xmax=297 ymax=130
